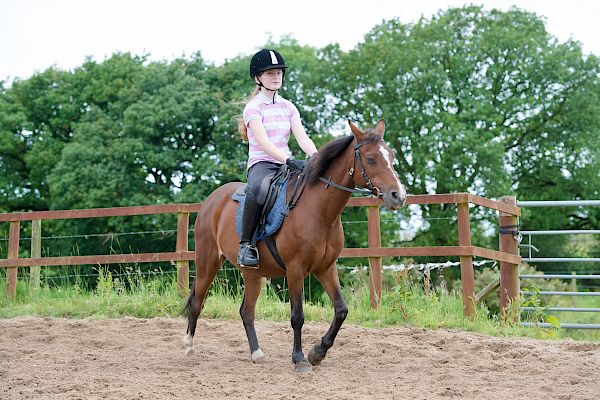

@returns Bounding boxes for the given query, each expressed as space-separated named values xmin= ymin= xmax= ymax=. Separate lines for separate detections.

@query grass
xmin=1 ymin=267 xmax=598 ymax=342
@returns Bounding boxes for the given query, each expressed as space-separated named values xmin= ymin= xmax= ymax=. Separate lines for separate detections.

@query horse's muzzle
xmin=383 ymin=186 xmax=407 ymax=210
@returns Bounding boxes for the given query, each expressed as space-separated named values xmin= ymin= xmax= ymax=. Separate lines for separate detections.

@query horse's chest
xmin=321 ymin=225 xmax=344 ymax=256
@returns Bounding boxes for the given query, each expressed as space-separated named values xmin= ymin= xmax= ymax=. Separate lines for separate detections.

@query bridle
xmin=319 ymin=137 xmax=383 ymax=197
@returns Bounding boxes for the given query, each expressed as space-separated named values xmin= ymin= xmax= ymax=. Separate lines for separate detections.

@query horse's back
xmin=197 ymin=181 xmax=241 ymax=221
xmin=204 ymin=182 xmax=243 ymax=202
xmin=193 ymin=182 xmax=243 ymax=262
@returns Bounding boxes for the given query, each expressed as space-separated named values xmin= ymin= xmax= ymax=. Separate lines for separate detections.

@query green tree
xmin=0 ymin=87 xmax=31 ymax=212
xmin=331 ymin=6 xmax=600 ymax=266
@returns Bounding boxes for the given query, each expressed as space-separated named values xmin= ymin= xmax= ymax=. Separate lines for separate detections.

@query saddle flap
xmin=234 ymin=185 xmax=247 ymax=196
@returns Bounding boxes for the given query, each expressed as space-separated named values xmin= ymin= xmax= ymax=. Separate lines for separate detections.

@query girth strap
xmin=265 ymin=166 xmax=309 ymax=271
xmin=264 ymin=235 xmax=286 ymax=270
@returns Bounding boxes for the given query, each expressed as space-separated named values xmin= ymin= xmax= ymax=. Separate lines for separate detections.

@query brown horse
xmin=183 ymin=120 xmax=406 ymax=372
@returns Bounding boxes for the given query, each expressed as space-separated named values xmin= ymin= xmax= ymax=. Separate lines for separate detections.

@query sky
xmin=1 ymin=0 xmax=599 ymax=83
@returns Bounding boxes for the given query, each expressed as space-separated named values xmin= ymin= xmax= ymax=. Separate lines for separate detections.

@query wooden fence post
xmin=176 ymin=212 xmax=190 ymax=297
xmin=30 ymin=220 xmax=41 ymax=290
xmin=499 ymin=196 xmax=519 ymax=320
xmin=457 ymin=202 xmax=475 ymax=318
xmin=7 ymin=221 xmax=20 ymax=299
xmin=367 ymin=205 xmax=382 ymax=308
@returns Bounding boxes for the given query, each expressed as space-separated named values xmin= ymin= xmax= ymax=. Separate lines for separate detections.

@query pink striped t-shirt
xmin=243 ymin=92 xmax=300 ymax=169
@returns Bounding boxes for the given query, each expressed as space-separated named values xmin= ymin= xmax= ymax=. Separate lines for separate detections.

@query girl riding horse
xmin=183 ymin=50 xmax=407 ymax=373
xmin=237 ymin=49 xmax=317 ymax=268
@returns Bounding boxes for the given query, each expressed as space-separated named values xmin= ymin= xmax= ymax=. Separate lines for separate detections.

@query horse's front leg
xmin=308 ymin=264 xmax=348 ymax=366
xmin=288 ymin=270 xmax=312 ymax=373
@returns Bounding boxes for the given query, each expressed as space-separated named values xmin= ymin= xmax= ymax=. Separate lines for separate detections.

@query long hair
xmin=237 ymin=86 xmax=260 ymax=142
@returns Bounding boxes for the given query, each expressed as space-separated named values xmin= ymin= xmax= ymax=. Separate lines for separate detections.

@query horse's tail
xmin=181 ymin=282 xmax=196 ymax=317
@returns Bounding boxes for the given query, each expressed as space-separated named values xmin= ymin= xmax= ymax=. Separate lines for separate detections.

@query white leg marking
xmin=251 ymin=348 xmax=264 ymax=363
xmin=183 ymin=333 xmax=195 ymax=355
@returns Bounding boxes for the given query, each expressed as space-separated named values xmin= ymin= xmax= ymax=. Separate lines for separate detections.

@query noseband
xmin=319 ymin=138 xmax=383 ymax=197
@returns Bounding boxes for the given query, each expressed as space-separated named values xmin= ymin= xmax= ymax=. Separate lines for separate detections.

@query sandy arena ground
xmin=0 ymin=316 xmax=599 ymax=399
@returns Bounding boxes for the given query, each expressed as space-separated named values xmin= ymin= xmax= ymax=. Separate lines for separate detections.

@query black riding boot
xmin=237 ymin=191 xmax=262 ymax=268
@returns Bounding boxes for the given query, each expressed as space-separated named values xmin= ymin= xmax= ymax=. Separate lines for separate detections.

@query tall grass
xmin=0 ymin=267 xmax=598 ymax=342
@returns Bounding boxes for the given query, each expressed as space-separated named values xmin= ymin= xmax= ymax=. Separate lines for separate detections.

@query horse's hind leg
xmin=239 ymin=272 xmax=264 ymax=363
xmin=308 ymin=264 xmax=348 ymax=366
xmin=183 ymin=246 xmax=222 ymax=355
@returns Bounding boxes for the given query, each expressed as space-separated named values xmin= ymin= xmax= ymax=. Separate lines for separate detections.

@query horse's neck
xmin=304 ymin=145 xmax=355 ymax=223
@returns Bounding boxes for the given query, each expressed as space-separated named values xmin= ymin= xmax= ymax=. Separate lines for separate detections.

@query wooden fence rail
xmin=0 ymin=193 xmax=520 ymax=317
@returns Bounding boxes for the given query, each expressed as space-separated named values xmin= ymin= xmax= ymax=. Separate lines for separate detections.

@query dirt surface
xmin=1 ymin=317 xmax=599 ymax=399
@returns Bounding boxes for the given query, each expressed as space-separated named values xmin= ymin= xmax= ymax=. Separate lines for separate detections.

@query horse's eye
xmin=366 ymin=156 xmax=376 ymax=165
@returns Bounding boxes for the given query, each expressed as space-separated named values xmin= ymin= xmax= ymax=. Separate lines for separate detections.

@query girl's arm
xmin=248 ymin=119 xmax=289 ymax=163
xmin=291 ymin=118 xmax=318 ymax=156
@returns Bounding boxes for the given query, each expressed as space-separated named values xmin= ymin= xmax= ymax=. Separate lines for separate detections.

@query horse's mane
xmin=306 ymin=131 xmax=380 ymax=184
xmin=306 ymin=135 xmax=354 ymax=184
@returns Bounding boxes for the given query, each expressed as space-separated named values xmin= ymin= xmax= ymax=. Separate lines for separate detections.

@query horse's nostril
xmin=389 ymin=190 xmax=406 ymax=208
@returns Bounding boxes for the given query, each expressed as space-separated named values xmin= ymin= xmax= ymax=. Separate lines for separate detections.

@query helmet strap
xmin=256 ymin=77 xmax=280 ymax=104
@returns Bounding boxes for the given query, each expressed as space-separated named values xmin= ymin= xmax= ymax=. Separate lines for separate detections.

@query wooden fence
xmin=0 ymin=193 xmax=521 ymax=317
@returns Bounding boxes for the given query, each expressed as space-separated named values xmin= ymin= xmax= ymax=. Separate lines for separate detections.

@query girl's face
xmin=257 ymin=69 xmax=283 ymax=90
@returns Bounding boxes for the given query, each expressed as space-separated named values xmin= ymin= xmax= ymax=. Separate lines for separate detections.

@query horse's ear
xmin=374 ymin=119 xmax=385 ymax=137
xmin=348 ymin=120 xmax=364 ymax=139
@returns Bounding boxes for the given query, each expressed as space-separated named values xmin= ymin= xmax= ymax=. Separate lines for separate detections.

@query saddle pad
xmin=232 ymin=179 xmax=288 ymax=242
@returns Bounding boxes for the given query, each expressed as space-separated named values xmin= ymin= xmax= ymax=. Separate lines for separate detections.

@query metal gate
xmin=517 ymin=200 xmax=600 ymax=329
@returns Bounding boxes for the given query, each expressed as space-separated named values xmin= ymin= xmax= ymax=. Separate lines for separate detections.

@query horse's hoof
xmin=183 ymin=334 xmax=195 ymax=355
xmin=294 ymin=360 xmax=313 ymax=374
xmin=251 ymin=348 xmax=264 ymax=363
xmin=308 ymin=349 xmax=324 ymax=366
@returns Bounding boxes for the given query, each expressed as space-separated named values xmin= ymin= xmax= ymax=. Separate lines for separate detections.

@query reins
xmin=286 ymin=136 xmax=383 ymax=209
xmin=263 ymin=136 xmax=383 ymax=271
xmin=318 ymin=177 xmax=373 ymax=196
xmin=285 ymin=167 xmax=308 ymax=213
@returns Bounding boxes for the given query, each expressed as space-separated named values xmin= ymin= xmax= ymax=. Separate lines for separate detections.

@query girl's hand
xmin=286 ymin=157 xmax=307 ymax=171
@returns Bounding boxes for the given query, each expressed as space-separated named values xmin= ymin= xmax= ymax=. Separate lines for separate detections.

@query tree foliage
xmin=331 ymin=6 xmax=600 ymax=265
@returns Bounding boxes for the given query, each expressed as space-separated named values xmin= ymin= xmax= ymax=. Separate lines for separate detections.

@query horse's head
xmin=348 ymin=120 xmax=407 ymax=210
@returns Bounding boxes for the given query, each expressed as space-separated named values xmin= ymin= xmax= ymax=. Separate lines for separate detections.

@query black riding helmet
xmin=249 ymin=49 xmax=288 ymax=80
